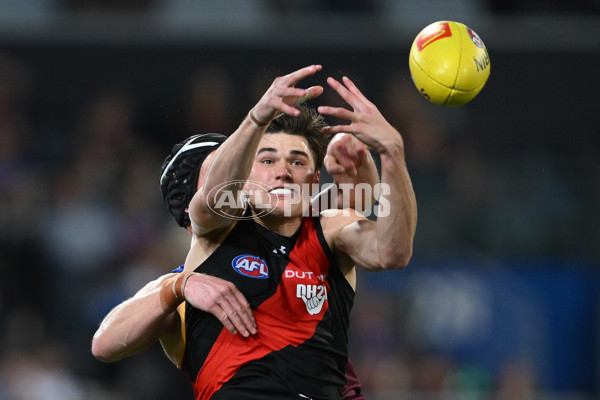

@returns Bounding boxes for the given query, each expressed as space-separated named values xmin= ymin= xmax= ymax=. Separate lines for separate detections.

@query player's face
xmin=247 ymin=133 xmax=319 ymax=217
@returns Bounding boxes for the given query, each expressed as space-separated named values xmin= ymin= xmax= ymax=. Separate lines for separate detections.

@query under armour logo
xmin=273 ymin=246 xmax=287 ymax=255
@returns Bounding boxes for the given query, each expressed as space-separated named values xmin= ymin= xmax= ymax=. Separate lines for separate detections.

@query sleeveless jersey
xmin=183 ymin=216 xmax=355 ymax=400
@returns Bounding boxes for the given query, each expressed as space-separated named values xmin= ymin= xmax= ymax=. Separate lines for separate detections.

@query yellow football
xmin=408 ymin=21 xmax=491 ymax=107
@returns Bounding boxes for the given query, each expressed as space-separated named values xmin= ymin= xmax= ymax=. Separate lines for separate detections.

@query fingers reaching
xmin=253 ymin=65 xmax=323 ymax=123
xmin=284 ymin=64 xmax=322 ymax=87
xmin=296 ymin=85 xmax=324 ymax=106
xmin=319 ymin=75 xmax=398 ymax=153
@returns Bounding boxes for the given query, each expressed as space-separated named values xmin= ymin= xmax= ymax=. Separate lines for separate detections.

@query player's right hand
xmin=252 ymin=65 xmax=324 ymax=124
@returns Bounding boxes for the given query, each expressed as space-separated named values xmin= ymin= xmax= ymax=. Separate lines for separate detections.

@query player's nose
xmin=274 ymin=163 xmax=292 ymax=181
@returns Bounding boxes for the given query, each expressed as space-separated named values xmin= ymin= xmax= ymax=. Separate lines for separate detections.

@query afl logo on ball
xmin=467 ymin=28 xmax=484 ymax=48
xmin=232 ymin=255 xmax=270 ymax=279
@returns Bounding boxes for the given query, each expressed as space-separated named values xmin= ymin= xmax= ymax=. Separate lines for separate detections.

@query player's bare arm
xmin=188 ymin=65 xmax=324 ymax=235
xmin=319 ymin=76 xmax=417 ymax=271
xmin=91 ymin=270 xmax=256 ymax=364
xmin=92 ymin=273 xmax=179 ymax=363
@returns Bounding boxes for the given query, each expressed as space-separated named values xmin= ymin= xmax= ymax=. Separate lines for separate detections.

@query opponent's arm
xmin=312 ymin=133 xmax=379 ymax=213
xmin=319 ymin=76 xmax=417 ymax=270
xmin=92 ymin=271 xmax=256 ymax=363
xmin=188 ymin=65 xmax=324 ymax=235
xmin=91 ymin=273 xmax=179 ymax=363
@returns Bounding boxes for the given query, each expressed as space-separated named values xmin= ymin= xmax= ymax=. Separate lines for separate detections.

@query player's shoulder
xmin=319 ymin=209 xmax=372 ymax=258
xmin=319 ymin=208 xmax=368 ymax=230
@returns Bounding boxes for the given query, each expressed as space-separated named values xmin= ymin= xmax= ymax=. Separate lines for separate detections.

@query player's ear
xmin=313 ymin=171 xmax=320 ymax=183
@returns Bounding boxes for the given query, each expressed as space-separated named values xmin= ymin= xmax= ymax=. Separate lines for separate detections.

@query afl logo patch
xmin=232 ymin=255 xmax=270 ymax=279
xmin=467 ymin=28 xmax=484 ymax=48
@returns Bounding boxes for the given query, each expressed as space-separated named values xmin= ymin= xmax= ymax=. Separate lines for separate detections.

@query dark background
xmin=0 ymin=1 xmax=599 ymax=399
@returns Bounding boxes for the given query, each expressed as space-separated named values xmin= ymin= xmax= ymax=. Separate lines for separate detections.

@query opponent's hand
xmin=252 ymin=65 xmax=324 ymax=125
xmin=318 ymin=76 xmax=403 ymax=155
xmin=184 ymin=273 xmax=257 ymax=337
xmin=324 ymin=133 xmax=369 ymax=179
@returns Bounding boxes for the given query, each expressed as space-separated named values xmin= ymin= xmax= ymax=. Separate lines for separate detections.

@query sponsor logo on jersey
xmin=232 ymin=254 xmax=269 ymax=279
xmin=284 ymin=270 xmax=329 ymax=315
xmin=416 ymin=21 xmax=452 ymax=52
xmin=296 ymin=283 xmax=327 ymax=315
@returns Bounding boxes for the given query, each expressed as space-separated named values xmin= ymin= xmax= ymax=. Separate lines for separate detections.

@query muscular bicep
xmin=335 ymin=218 xmax=383 ymax=271
xmin=322 ymin=210 xmax=382 ymax=272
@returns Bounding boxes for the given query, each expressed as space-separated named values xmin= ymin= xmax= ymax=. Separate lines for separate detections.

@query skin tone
xmin=91 ymin=132 xmax=379 ymax=363
xmin=246 ymin=133 xmax=320 ymax=235
xmin=318 ymin=75 xmax=417 ymax=273
xmin=91 ymin=65 xmax=413 ymax=386
xmin=193 ymin=65 xmax=416 ymax=278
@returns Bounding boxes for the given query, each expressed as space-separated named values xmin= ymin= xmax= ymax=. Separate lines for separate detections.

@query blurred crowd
xmin=0 ymin=16 xmax=599 ymax=399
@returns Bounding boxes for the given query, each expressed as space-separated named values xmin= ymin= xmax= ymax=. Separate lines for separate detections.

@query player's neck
xmin=253 ymin=213 xmax=303 ymax=237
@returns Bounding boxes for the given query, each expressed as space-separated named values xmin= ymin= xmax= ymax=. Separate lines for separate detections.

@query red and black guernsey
xmin=183 ymin=216 xmax=355 ymax=400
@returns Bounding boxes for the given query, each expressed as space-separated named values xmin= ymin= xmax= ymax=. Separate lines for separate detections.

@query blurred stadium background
xmin=0 ymin=1 xmax=599 ymax=399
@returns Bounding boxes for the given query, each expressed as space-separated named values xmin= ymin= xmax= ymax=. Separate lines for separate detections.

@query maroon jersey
xmin=343 ymin=360 xmax=366 ymax=400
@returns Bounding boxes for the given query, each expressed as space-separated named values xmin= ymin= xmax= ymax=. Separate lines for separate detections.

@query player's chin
xmin=274 ymin=200 xmax=310 ymax=218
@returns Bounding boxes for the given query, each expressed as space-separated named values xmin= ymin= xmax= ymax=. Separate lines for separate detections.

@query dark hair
xmin=265 ymin=105 xmax=329 ymax=171
xmin=160 ymin=133 xmax=227 ymax=227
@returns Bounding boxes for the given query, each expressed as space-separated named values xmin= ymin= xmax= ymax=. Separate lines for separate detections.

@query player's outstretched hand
xmin=184 ymin=273 xmax=257 ymax=337
xmin=318 ymin=76 xmax=403 ymax=155
xmin=251 ymin=65 xmax=324 ymax=125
